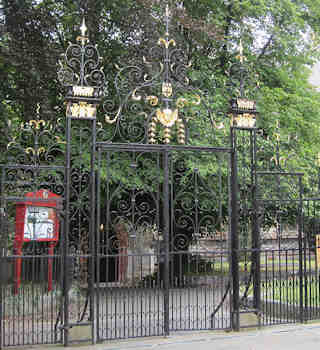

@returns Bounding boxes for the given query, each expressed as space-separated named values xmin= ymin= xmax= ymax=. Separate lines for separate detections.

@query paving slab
xmin=10 ymin=322 xmax=320 ymax=350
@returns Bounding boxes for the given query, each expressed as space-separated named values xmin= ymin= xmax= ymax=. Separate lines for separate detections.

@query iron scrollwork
xmin=102 ymin=5 xmax=210 ymax=145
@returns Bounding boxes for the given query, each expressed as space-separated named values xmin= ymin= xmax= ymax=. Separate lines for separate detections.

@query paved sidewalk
xmin=18 ymin=323 xmax=320 ymax=350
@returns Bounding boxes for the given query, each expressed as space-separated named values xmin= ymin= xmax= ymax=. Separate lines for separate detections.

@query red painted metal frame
xmin=14 ymin=189 xmax=60 ymax=293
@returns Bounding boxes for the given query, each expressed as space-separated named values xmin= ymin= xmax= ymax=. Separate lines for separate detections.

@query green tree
xmin=2 ymin=0 xmax=320 ymax=201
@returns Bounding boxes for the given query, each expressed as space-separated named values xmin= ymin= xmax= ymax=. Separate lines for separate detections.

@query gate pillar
xmin=58 ymin=18 xmax=105 ymax=346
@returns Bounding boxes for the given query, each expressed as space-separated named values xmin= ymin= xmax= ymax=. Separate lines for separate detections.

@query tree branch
xmin=258 ymin=34 xmax=274 ymax=60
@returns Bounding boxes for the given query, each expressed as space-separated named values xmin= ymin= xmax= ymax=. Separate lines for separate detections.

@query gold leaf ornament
xmin=25 ymin=147 xmax=35 ymax=155
xmin=37 ymin=147 xmax=46 ymax=155
xmin=29 ymin=120 xmax=46 ymax=129
xmin=158 ymin=38 xmax=176 ymax=49
xmin=132 ymin=89 xmax=142 ymax=101
xmin=146 ymin=96 xmax=159 ymax=106
xmin=156 ymin=108 xmax=178 ymax=127
xmin=162 ymin=82 xmax=173 ymax=97
xmin=176 ymin=98 xmax=187 ymax=108
xmin=105 ymin=107 xmax=121 ymax=124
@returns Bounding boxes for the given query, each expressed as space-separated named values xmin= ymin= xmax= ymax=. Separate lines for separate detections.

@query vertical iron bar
xmin=298 ymin=176 xmax=304 ymax=323
xmin=163 ymin=148 xmax=170 ymax=336
xmin=302 ymin=183 xmax=308 ymax=321
xmin=285 ymin=249 xmax=289 ymax=323
xmin=0 ymin=171 xmax=3 ymax=348
xmin=272 ymin=250 xmax=275 ymax=324
xmin=0 ymin=259 xmax=2 ymax=350
xmin=0 ymin=210 xmax=3 ymax=350
xmin=252 ymin=129 xmax=261 ymax=319
xmin=89 ymin=120 xmax=96 ymax=343
xmin=63 ymin=117 xmax=71 ymax=346
xmin=96 ymin=148 xmax=101 ymax=342
xmin=105 ymin=151 xmax=111 ymax=340
xmin=230 ymin=127 xmax=239 ymax=331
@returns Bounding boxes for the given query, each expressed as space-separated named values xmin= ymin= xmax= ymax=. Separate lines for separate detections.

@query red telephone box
xmin=14 ymin=189 xmax=60 ymax=293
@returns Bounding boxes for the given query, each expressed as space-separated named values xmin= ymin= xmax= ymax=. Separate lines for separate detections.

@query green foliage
xmin=2 ymin=0 xmax=320 ymax=226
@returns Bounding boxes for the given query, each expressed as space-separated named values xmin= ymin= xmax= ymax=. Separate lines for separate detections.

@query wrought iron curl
xmin=5 ymin=118 xmax=65 ymax=166
xmin=171 ymin=233 xmax=190 ymax=251
xmin=60 ymin=42 xmax=104 ymax=90
xmin=100 ymin=4 xmax=213 ymax=145
xmin=116 ymin=198 xmax=132 ymax=213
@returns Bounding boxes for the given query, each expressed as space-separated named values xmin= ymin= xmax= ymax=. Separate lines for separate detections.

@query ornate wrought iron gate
xmin=2 ymin=5 xmax=320 ymax=348
xmin=95 ymin=143 xmax=233 ymax=340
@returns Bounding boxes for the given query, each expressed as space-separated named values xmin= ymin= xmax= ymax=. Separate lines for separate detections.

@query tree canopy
xmin=1 ymin=0 xmax=320 ymax=190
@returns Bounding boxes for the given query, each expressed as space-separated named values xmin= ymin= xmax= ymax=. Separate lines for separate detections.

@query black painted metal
xmin=163 ymin=149 xmax=170 ymax=336
xmin=63 ymin=116 xmax=71 ymax=346
xmin=1 ymin=106 xmax=320 ymax=346
xmin=251 ymin=129 xmax=261 ymax=316
xmin=230 ymin=127 xmax=240 ymax=331
xmin=0 ymin=117 xmax=66 ymax=347
xmin=2 ymin=8 xmax=320 ymax=350
xmin=94 ymin=144 xmax=233 ymax=340
xmin=255 ymin=171 xmax=310 ymax=326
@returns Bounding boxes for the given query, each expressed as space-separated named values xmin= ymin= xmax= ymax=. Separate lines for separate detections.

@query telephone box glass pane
xmin=24 ymin=206 xmax=56 ymax=240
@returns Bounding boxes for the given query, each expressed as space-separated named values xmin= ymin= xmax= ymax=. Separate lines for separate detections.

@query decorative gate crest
xmin=58 ymin=18 xmax=106 ymax=120
xmin=103 ymin=5 xmax=209 ymax=145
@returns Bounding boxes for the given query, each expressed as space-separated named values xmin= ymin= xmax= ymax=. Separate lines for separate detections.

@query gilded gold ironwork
xmin=176 ymin=98 xmax=187 ymax=108
xmin=73 ymin=86 xmax=94 ymax=97
xmin=80 ymin=18 xmax=87 ymax=37
xmin=230 ymin=38 xmax=258 ymax=129
xmin=236 ymin=98 xmax=255 ymax=110
xmin=156 ymin=108 xmax=178 ymax=128
xmin=177 ymin=118 xmax=185 ymax=144
xmin=164 ymin=127 xmax=171 ymax=144
xmin=162 ymin=82 xmax=173 ymax=97
xmin=25 ymin=147 xmax=34 ymax=155
xmin=29 ymin=120 xmax=46 ymax=129
xmin=148 ymin=116 xmax=157 ymax=144
xmin=101 ymin=4 xmax=204 ymax=145
xmin=146 ymin=96 xmax=159 ymax=106
xmin=105 ymin=108 xmax=121 ymax=124
xmin=232 ymin=113 xmax=256 ymax=128
xmin=77 ymin=18 xmax=89 ymax=45
xmin=271 ymin=155 xmax=285 ymax=167
xmin=158 ymin=38 xmax=176 ymax=49
xmin=25 ymin=146 xmax=46 ymax=156
xmin=132 ymin=89 xmax=142 ymax=101
xmin=68 ymin=102 xmax=97 ymax=119
xmin=59 ymin=18 xmax=105 ymax=121
xmin=236 ymin=39 xmax=246 ymax=63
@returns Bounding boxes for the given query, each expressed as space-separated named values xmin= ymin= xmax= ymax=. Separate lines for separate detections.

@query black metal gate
xmin=255 ymin=171 xmax=304 ymax=325
xmin=254 ymin=172 xmax=320 ymax=325
xmin=95 ymin=143 xmax=233 ymax=340
xmin=2 ymin=6 xmax=320 ymax=348
xmin=231 ymin=127 xmax=320 ymax=328
xmin=0 ymin=119 xmax=66 ymax=347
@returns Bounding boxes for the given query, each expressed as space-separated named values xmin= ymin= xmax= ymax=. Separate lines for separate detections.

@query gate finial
xmin=229 ymin=38 xmax=258 ymax=129
xmin=58 ymin=17 xmax=105 ymax=120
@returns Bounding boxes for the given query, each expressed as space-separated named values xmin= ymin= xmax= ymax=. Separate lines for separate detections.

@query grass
xmin=262 ymin=277 xmax=320 ymax=305
xmin=185 ymin=256 xmax=318 ymax=276
xmin=240 ymin=277 xmax=320 ymax=306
